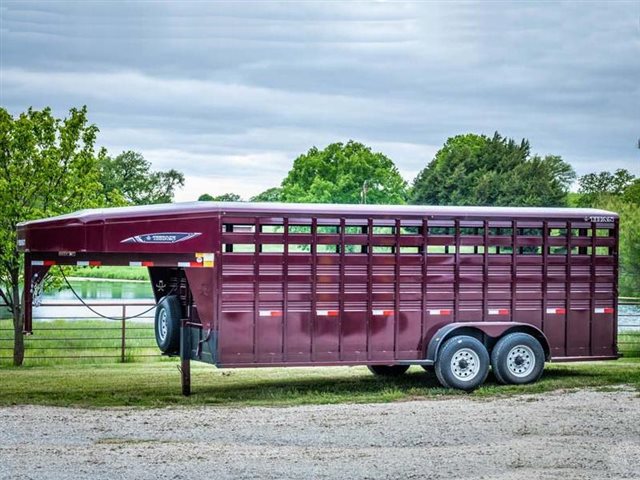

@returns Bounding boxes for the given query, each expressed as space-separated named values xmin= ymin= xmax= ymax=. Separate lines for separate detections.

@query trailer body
xmin=18 ymin=202 xmax=619 ymax=389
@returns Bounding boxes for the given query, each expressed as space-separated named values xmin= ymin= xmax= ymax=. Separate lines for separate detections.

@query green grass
xmin=0 ymin=359 xmax=638 ymax=408
xmin=619 ymin=332 xmax=640 ymax=357
xmin=65 ymin=266 xmax=148 ymax=281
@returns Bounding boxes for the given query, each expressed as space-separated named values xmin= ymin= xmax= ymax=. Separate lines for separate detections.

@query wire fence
xmin=0 ymin=301 xmax=160 ymax=364
xmin=0 ymin=298 xmax=639 ymax=364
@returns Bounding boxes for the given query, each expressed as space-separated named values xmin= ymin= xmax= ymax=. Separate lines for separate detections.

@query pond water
xmin=44 ymin=279 xmax=153 ymax=301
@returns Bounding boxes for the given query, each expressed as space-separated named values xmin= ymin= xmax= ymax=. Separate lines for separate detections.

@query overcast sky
xmin=1 ymin=1 xmax=638 ymax=201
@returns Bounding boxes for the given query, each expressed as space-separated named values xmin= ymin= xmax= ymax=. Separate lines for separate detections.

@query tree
xmin=250 ymin=187 xmax=282 ymax=202
xmin=198 ymin=193 xmax=241 ymax=202
xmin=281 ymin=141 xmax=407 ymax=204
xmin=577 ymin=169 xmax=636 ymax=207
xmin=411 ymin=132 xmax=575 ymax=207
xmin=99 ymin=151 xmax=184 ymax=205
xmin=596 ymin=197 xmax=640 ymax=296
xmin=0 ymin=106 xmax=107 ymax=365
xmin=623 ymin=179 xmax=640 ymax=205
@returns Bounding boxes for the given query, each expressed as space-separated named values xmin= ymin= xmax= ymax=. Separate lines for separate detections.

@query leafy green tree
xmin=623 ymin=179 xmax=640 ymax=205
xmin=596 ymin=197 xmax=640 ymax=296
xmin=99 ymin=151 xmax=184 ymax=205
xmin=577 ymin=169 xmax=636 ymax=207
xmin=198 ymin=193 xmax=241 ymax=202
xmin=281 ymin=141 xmax=407 ymax=204
xmin=250 ymin=187 xmax=282 ymax=202
xmin=0 ymin=106 xmax=107 ymax=365
xmin=411 ymin=132 xmax=575 ymax=206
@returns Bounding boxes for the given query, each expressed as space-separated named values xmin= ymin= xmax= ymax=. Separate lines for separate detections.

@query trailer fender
xmin=425 ymin=322 xmax=551 ymax=363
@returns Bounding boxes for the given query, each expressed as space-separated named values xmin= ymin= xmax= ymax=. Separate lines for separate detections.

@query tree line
xmin=1 ymin=106 xmax=638 ymax=365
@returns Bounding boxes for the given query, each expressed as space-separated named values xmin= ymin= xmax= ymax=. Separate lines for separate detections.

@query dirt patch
xmin=1 ymin=388 xmax=638 ymax=479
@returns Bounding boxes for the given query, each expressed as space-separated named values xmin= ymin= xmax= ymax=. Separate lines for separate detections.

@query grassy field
xmin=0 ymin=359 xmax=639 ymax=408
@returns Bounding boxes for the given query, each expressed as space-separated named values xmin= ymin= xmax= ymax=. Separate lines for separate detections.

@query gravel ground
xmin=1 ymin=388 xmax=639 ymax=480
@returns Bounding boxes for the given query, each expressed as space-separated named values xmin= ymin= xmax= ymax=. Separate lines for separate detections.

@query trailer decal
xmin=594 ymin=307 xmax=614 ymax=314
xmin=129 ymin=261 xmax=155 ymax=267
xmin=76 ymin=260 xmax=102 ymax=266
xmin=31 ymin=260 xmax=56 ymax=266
xmin=488 ymin=309 xmax=510 ymax=316
xmin=372 ymin=309 xmax=394 ymax=316
xmin=121 ymin=232 xmax=202 ymax=244
xmin=196 ymin=252 xmax=215 ymax=267
xmin=428 ymin=309 xmax=452 ymax=316
xmin=259 ymin=310 xmax=283 ymax=317
xmin=546 ymin=307 xmax=567 ymax=314
xmin=316 ymin=310 xmax=339 ymax=316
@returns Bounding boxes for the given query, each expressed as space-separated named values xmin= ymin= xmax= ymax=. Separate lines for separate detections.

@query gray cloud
xmin=1 ymin=0 xmax=638 ymax=201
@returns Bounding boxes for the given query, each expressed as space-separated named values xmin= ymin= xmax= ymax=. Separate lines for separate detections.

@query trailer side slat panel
xmin=19 ymin=202 xmax=619 ymax=365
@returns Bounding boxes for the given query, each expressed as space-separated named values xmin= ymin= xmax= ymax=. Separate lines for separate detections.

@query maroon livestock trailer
xmin=18 ymin=202 xmax=619 ymax=393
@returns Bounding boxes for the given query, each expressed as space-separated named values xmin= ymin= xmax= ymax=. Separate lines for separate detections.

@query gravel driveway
xmin=1 ymin=388 xmax=639 ymax=480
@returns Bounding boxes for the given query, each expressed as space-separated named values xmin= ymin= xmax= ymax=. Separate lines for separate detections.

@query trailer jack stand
xmin=180 ymin=319 xmax=191 ymax=396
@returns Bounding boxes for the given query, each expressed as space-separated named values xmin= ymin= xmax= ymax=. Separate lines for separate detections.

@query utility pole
xmin=361 ymin=180 xmax=368 ymax=204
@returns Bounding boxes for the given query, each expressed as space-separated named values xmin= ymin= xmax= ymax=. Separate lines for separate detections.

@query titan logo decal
xmin=584 ymin=216 xmax=615 ymax=223
xmin=121 ymin=232 xmax=202 ymax=244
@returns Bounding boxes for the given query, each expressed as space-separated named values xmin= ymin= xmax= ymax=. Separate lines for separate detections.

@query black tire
xmin=435 ymin=335 xmax=490 ymax=391
xmin=154 ymin=295 xmax=181 ymax=354
xmin=491 ymin=333 xmax=545 ymax=385
xmin=367 ymin=365 xmax=410 ymax=377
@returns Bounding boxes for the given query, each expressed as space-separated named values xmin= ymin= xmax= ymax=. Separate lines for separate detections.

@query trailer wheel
xmin=435 ymin=335 xmax=489 ymax=391
xmin=367 ymin=365 xmax=410 ymax=377
xmin=491 ymin=333 xmax=545 ymax=385
xmin=154 ymin=295 xmax=181 ymax=354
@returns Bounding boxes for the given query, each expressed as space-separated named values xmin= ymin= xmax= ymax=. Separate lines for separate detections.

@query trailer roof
xmin=19 ymin=201 xmax=618 ymax=226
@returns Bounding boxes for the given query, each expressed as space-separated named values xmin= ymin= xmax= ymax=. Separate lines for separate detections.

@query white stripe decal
xmin=31 ymin=260 xmax=44 ymax=266
xmin=177 ymin=262 xmax=191 ymax=267
xmin=129 ymin=261 xmax=142 ymax=267
xmin=76 ymin=261 xmax=90 ymax=266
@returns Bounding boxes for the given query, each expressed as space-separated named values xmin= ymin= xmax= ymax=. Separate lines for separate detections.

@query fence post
xmin=120 ymin=305 xmax=126 ymax=363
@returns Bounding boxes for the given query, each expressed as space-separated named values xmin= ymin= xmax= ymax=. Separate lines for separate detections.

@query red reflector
xmin=142 ymin=261 xmax=154 ymax=267
xmin=557 ymin=308 xmax=566 ymax=315
xmin=604 ymin=307 xmax=614 ymax=314
xmin=44 ymin=260 xmax=57 ymax=266
xmin=441 ymin=309 xmax=452 ymax=315
xmin=89 ymin=261 xmax=102 ymax=266
xmin=327 ymin=310 xmax=339 ymax=317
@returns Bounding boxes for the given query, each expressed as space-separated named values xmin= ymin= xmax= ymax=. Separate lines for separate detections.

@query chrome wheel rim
xmin=451 ymin=348 xmax=480 ymax=382
xmin=507 ymin=345 xmax=535 ymax=377
xmin=158 ymin=309 xmax=168 ymax=342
